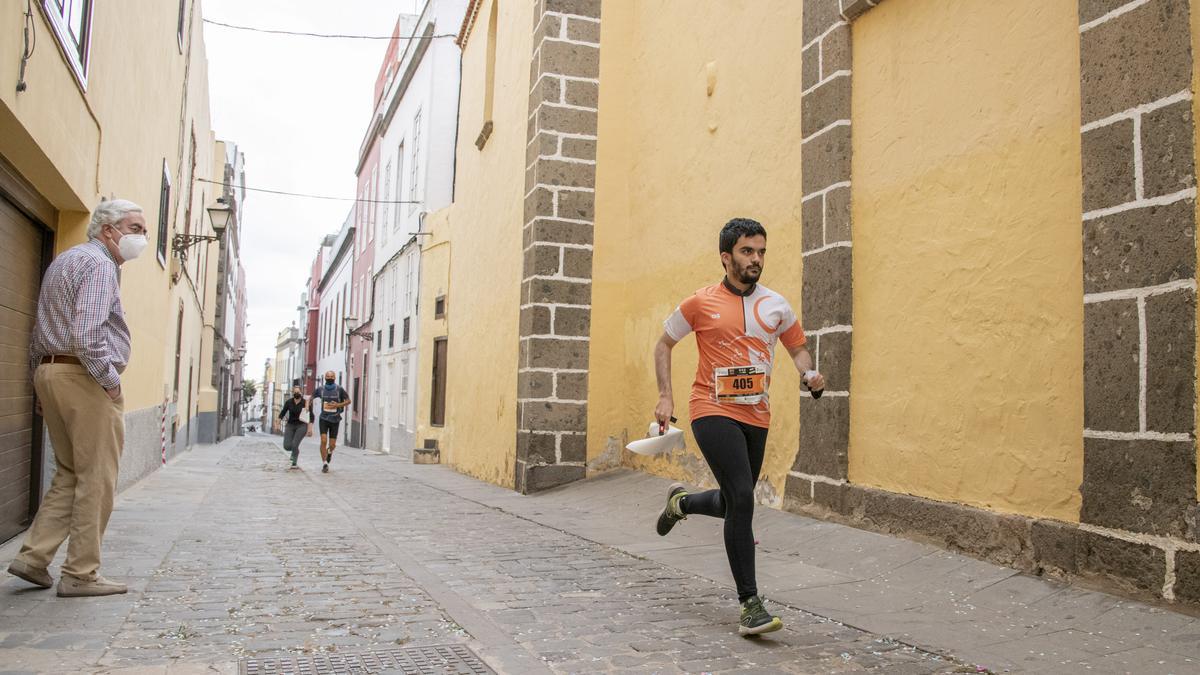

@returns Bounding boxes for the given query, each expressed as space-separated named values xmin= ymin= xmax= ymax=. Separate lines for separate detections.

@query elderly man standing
xmin=6 ymin=199 xmax=146 ymax=598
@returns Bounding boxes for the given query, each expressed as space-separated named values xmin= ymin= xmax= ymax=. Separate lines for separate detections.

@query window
xmin=435 ymin=295 xmax=446 ymax=318
xmin=381 ymin=161 xmax=392 ymax=244
xmin=400 ymin=354 xmax=410 ymax=428
xmin=390 ymin=267 xmax=399 ymax=326
xmin=431 ymin=338 xmax=447 ymax=426
xmin=388 ymin=324 xmax=395 ymax=348
xmin=172 ymin=306 xmax=184 ymax=401
xmin=402 ymin=317 xmax=410 ymax=344
xmin=156 ymin=160 xmax=171 ymax=266
xmin=42 ymin=0 xmax=93 ymax=85
xmin=409 ymin=111 xmax=422 ymax=213
xmin=339 ymin=288 xmax=347 ymax=350
xmin=357 ymin=189 xmax=366 ymax=235
xmin=353 ymin=377 xmax=360 ymax=420
xmin=377 ymin=330 xmax=383 ymax=344
xmin=395 ymin=142 xmax=405 ymax=231
xmin=370 ymin=168 xmax=379 ymax=243
xmin=374 ymin=362 xmax=382 ymax=417
xmin=405 ymin=254 xmax=416 ymax=314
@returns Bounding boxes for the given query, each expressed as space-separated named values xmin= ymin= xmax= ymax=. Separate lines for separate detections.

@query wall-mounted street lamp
xmin=173 ymin=198 xmax=232 ymax=262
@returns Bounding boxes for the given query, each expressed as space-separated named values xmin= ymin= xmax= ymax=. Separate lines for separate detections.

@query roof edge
xmin=458 ymin=0 xmax=483 ymax=47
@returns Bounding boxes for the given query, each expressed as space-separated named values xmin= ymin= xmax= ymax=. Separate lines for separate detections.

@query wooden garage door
xmin=0 ymin=197 xmax=44 ymax=543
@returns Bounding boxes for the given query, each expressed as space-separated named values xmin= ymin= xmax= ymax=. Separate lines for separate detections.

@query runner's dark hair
xmin=719 ymin=218 xmax=767 ymax=254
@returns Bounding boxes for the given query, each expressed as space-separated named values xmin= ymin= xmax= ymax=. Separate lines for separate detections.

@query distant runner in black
xmin=312 ymin=371 xmax=351 ymax=474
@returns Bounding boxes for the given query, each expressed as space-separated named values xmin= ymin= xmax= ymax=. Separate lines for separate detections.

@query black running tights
xmin=682 ymin=415 xmax=768 ymax=602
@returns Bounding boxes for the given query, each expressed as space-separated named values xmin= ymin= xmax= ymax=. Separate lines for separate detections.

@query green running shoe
xmin=739 ymin=595 xmax=783 ymax=636
xmin=655 ymin=483 xmax=688 ymax=536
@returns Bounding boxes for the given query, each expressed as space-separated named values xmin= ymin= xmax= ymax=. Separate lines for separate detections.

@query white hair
xmin=87 ymin=199 xmax=144 ymax=239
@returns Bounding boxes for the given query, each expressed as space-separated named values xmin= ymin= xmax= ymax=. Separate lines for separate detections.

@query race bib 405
xmin=714 ymin=365 xmax=766 ymax=404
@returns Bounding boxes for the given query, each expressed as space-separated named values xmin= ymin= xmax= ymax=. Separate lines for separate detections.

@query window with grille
xmin=388 ymin=324 xmax=395 ymax=348
xmin=402 ymin=317 xmax=410 ymax=344
xmin=156 ymin=161 xmax=171 ymax=266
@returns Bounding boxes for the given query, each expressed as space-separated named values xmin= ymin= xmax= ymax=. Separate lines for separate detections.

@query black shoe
xmin=322 ymin=463 xmax=329 ymax=473
xmin=656 ymin=483 xmax=688 ymax=536
xmin=739 ymin=595 xmax=783 ymax=636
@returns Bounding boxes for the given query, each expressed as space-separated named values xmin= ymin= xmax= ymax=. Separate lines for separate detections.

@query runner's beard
xmin=732 ymin=260 xmax=762 ymax=285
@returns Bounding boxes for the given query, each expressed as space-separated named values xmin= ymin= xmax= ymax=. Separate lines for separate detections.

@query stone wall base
xmin=40 ymin=405 xmax=182 ymax=497
xmin=784 ymin=475 xmax=1200 ymax=605
xmin=413 ymin=447 xmax=440 ymax=465
xmin=196 ymin=411 xmax=218 ymax=444
xmin=515 ymin=461 xmax=584 ymax=495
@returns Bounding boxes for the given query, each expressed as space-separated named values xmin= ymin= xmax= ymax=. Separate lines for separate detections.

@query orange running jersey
xmin=664 ymin=281 xmax=806 ymax=428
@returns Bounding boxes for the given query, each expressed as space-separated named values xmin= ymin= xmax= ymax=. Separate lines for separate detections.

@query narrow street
xmin=2 ymin=436 xmax=1199 ymax=674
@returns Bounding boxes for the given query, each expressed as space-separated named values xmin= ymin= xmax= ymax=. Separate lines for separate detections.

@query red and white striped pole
xmin=160 ymin=399 xmax=168 ymax=465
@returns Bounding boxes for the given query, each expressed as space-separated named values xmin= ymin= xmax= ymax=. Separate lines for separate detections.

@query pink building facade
xmin=346 ymin=15 xmax=412 ymax=448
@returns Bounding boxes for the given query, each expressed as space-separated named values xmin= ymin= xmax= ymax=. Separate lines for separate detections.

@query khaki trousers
xmin=16 ymin=363 xmax=124 ymax=580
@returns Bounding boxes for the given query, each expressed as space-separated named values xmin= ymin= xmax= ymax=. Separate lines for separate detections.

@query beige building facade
xmin=0 ymin=0 xmax=232 ymax=541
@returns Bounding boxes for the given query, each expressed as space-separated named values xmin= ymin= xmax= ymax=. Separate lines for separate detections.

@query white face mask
xmin=115 ymin=232 xmax=148 ymax=261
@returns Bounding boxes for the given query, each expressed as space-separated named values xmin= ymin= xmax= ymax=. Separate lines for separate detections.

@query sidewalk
xmin=446 ymin=468 xmax=1200 ymax=673
xmin=0 ymin=435 xmax=1195 ymax=674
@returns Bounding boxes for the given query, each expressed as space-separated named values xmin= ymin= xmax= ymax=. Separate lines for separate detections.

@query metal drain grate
xmin=240 ymin=644 xmax=494 ymax=675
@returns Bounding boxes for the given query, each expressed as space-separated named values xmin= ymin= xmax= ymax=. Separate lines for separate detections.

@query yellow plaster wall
xmin=415 ymin=208 xmax=451 ymax=452
xmin=438 ymin=0 xmax=536 ymax=487
xmin=0 ymin=2 xmax=217 ymax=416
xmin=588 ymin=0 xmax=806 ymax=501
xmin=848 ymin=0 xmax=1084 ymax=521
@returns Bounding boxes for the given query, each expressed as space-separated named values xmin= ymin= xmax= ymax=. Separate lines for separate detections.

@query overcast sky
xmin=203 ymin=0 xmax=421 ymax=385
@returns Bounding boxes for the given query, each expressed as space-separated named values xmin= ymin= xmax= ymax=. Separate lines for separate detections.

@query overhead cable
xmin=202 ymin=18 xmax=458 ymax=41
xmin=195 ymin=178 xmax=420 ymax=204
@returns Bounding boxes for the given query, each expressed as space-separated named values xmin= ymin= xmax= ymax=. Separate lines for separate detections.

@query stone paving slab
xmin=398 ymin=453 xmax=1200 ymax=674
xmin=1 ymin=436 xmax=970 ymax=674
xmin=5 ymin=435 xmax=1199 ymax=673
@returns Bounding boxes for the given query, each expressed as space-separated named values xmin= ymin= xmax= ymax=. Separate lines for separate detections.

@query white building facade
xmin=366 ymin=0 xmax=466 ymax=454
xmin=316 ymin=212 xmax=356 ymax=396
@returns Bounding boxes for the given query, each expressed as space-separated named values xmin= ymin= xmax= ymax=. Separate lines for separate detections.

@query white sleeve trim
xmin=663 ymin=307 xmax=693 ymax=341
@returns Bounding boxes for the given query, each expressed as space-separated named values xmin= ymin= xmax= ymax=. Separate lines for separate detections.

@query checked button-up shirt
xmin=28 ymin=238 xmax=131 ymax=391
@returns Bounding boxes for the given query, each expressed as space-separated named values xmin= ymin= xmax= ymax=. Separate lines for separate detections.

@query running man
xmin=312 ymin=371 xmax=351 ymax=473
xmin=652 ymin=218 xmax=824 ymax=636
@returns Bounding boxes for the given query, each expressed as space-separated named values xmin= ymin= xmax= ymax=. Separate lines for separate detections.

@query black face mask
xmin=325 ymin=379 xmax=335 ymax=385
xmin=293 ymin=393 xmax=302 ymax=400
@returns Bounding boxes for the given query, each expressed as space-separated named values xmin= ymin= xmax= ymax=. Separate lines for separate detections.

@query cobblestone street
xmin=0 ymin=436 xmax=976 ymax=674
xmin=7 ymin=432 xmax=1200 ymax=667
